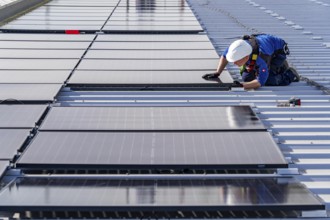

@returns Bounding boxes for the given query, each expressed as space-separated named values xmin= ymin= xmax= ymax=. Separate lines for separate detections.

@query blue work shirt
xmin=223 ymin=34 xmax=286 ymax=86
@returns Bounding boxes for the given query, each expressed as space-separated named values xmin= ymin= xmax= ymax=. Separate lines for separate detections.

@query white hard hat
xmin=226 ymin=39 xmax=252 ymax=62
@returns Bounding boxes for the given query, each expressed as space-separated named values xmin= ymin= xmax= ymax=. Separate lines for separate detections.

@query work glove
xmin=202 ymin=73 xmax=220 ymax=80
xmin=232 ymin=80 xmax=243 ymax=87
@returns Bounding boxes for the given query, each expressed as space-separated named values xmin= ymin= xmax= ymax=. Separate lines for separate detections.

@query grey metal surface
xmin=0 ymin=59 xmax=79 ymax=70
xmin=40 ymin=106 xmax=265 ymax=131
xmin=18 ymin=131 xmax=286 ymax=169
xmin=0 ymin=105 xmax=47 ymax=128
xmin=0 ymin=70 xmax=70 ymax=83
xmin=0 ymin=177 xmax=324 ymax=212
xmin=0 ymin=129 xmax=30 ymax=160
xmin=77 ymin=59 xmax=218 ymax=71
xmin=0 ymin=84 xmax=62 ymax=101
xmin=68 ymin=70 xmax=232 ymax=85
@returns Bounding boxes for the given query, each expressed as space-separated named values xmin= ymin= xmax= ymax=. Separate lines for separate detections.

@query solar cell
xmin=0 ymin=25 xmax=103 ymax=31
xmin=0 ymin=84 xmax=62 ymax=102
xmin=103 ymin=25 xmax=203 ymax=32
xmin=77 ymin=59 xmax=218 ymax=70
xmin=0 ymin=70 xmax=71 ymax=83
xmin=17 ymin=131 xmax=287 ymax=169
xmin=40 ymin=106 xmax=265 ymax=131
xmin=0 ymin=178 xmax=324 ymax=212
xmin=0 ymin=105 xmax=47 ymax=128
xmin=0 ymin=129 xmax=30 ymax=160
xmin=68 ymin=70 xmax=233 ymax=85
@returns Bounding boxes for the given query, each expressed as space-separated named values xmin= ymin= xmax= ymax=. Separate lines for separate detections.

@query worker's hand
xmin=232 ymin=80 xmax=243 ymax=87
xmin=202 ymin=73 xmax=220 ymax=80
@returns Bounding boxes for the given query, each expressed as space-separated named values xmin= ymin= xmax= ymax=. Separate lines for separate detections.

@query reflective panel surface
xmin=40 ymin=106 xmax=265 ymax=131
xmin=0 ymin=178 xmax=323 ymax=211
xmin=0 ymin=105 xmax=47 ymax=128
xmin=0 ymin=129 xmax=30 ymax=160
xmin=0 ymin=70 xmax=71 ymax=83
xmin=18 ymin=131 xmax=287 ymax=169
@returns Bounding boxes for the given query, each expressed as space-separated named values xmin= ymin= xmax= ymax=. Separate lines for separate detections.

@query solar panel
xmin=103 ymin=25 xmax=203 ymax=32
xmin=0 ymin=129 xmax=30 ymax=160
xmin=0 ymin=41 xmax=91 ymax=49
xmin=0 ymin=105 xmax=47 ymax=128
xmin=0 ymin=33 xmax=95 ymax=41
xmin=0 ymin=49 xmax=85 ymax=59
xmin=68 ymin=70 xmax=233 ymax=85
xmin=95 ymin=34 xmax=209 ymax=42
xmin=40 ymin=106 xmax=265 ymax=131
xmin=0 ymin=84 xmax=62 ymax=102
xmin=91 ymin=41 xmax=215 ymax=50
xmin=0 ymin=177 xmax=324 ymax=212
xmin=0 ymin=161 xmax=8 ymax=178
xmin=0 ymin=59 xmax=79 ymax=70
xmin=17 ymin=131 xmax=287 ymax=169
xmin=77 ymin=59 xmax=218 ymax=71
xmin=1 ymin=25 xmax=103 ymax=31
xmin=0 ymin=70 xmax=71 ymax=83
xmin=84 ymin=49 xmax=218 ymax=59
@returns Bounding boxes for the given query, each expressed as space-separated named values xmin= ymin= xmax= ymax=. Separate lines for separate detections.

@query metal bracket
xmin=277 ymin=168 xmax=299 ymax=175
xmin=302 ymin=210 xmax=328 ymax=218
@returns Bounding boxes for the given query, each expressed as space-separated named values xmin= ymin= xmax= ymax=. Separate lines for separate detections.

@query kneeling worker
xmin=203 ymin=34 xmax=300 ymax=89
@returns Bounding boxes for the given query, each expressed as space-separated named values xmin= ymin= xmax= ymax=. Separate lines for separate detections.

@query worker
xmin=203 ymin=34 xmax=300 ymax=89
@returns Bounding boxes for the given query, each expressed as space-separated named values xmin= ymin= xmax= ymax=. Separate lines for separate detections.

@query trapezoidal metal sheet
xmin=0 ymin=129 xmax=30 ymax=160
xmin=68 ymin=70 xmax=233 ymax=85
xmin=76 ymin=59 xmax=218 ymax=71
xmin=40 ymin=106 xmax=265 ymax=131
xmin=0 ymin=177 xmax=324 ymax=212
xmin=0 ymin=105 xmax=47 ymax=128
xmin=0 ymin=84 xmax=62 ymax=102
xmin=17 ymin=131 xmax=287 ymax=169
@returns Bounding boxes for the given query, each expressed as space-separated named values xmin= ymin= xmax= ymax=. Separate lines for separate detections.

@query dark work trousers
xmin=241 ymin=54 xmax=295 ymax=86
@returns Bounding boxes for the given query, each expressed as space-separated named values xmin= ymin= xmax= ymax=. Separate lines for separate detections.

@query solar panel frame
xmin=0 ymin=129 xmax=30 ymax=160
xmin=17 ymin=131 xmax=287 ymax=169
xmin=40 ymin=106 xmax=265 ymax=131
xmin=0 ymin=177 xmax=324 ymax=212
xmin=0 ymin=105 xmax=47 ymax=128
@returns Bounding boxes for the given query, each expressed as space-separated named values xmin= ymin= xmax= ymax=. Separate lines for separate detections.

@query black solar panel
xmin=0 ymin=129 xmax=30 ymax=160
xmin=0 ymin=177 xmax=323 ymax=212
xmin=40 ymin=106 xmax=265 ymax=131
xmin=68 ymin=70 xmax=233 ymax=85
xmin=17 ymin=131 xmax=287 ymax=169
xmin=0 ymin=105 xmax=47 ymax=128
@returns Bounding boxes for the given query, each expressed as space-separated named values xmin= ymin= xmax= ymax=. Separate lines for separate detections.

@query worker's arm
xmin=215 ymin=55 xmax=228 ymax=75
xmin=242 ymin=79 xmax=261 ymax=89
xmin=202 ymin=56 xmax=228 ymax=79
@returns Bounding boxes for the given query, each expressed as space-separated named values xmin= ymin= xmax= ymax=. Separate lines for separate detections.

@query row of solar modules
xmin=0 ymin=33 xmax=233 ymax=103
xmin=0 ymin=104 xmax=325 ymax=215
xmin=0 ymin=0 xmax=203 ymax=32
